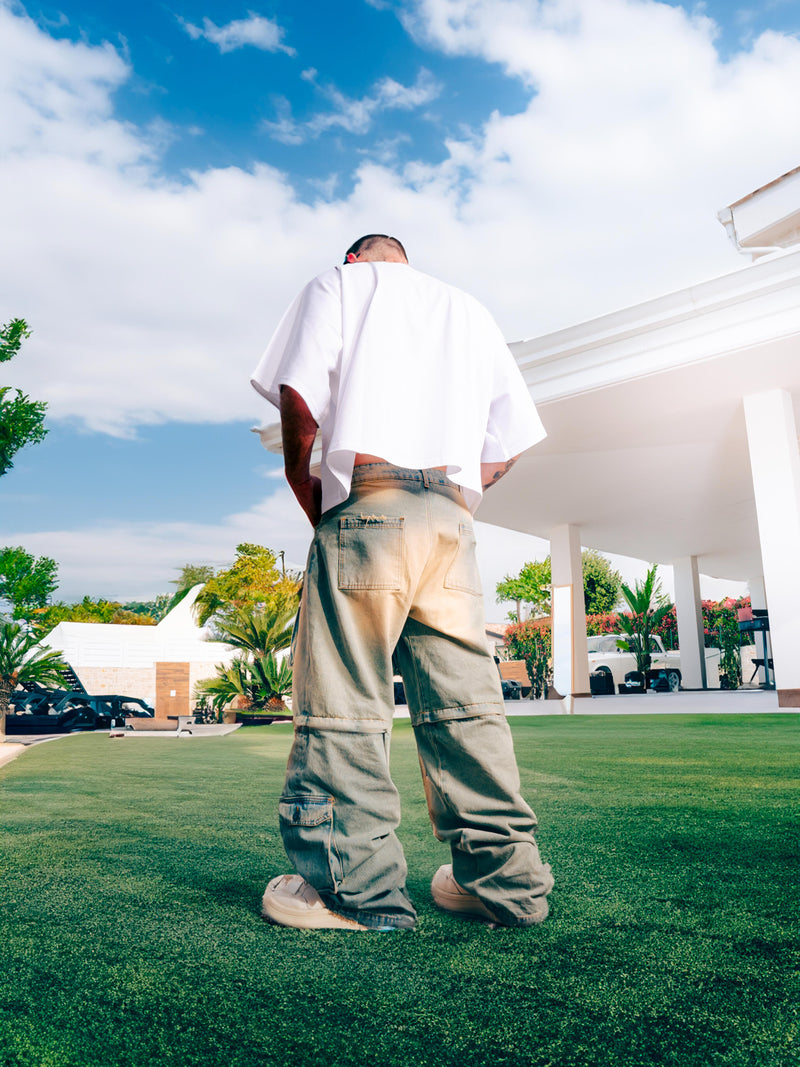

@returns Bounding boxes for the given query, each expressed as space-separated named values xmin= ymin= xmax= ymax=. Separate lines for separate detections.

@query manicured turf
xmin=0 ymin=715 xmax=797 ymax=1067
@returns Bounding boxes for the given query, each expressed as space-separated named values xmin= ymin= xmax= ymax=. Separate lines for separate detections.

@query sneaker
xmin=431 ymin=864 xmax=550 ymax=925
xmin=431 ymin=865 xmax=499 ymax=922
xmin=262 ymin=874 xmax=369 ymax=930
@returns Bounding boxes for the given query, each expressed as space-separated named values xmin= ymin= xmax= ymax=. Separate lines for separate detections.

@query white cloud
xmin=262 ymin=68 xmax=441 ymax=142
xmin=179 ymin=12 xmax=295 ymax=55
xmin=2 ymin=485 xmax=314 ymax=602
xmin=2 ymin=0 xmax=800 ymax=442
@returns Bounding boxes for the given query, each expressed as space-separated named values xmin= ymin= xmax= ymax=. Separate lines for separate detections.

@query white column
xmin=672 ymin=556 xmax=707 ymax=689
xmin=743 ymin=389 xmax=800 ymax=708
xmin=550 ymin=524 xmax=591 ymax=700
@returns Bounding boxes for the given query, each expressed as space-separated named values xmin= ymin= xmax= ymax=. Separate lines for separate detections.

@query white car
xmin=587 ymin=634 xmax=720 ymax=692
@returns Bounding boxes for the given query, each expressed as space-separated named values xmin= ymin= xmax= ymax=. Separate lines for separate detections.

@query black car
xmin=52 ymin=693 xmax=154 ymax=727
xmin=501 ymin=679 xmax=522 ymax=700
xmin=7 ymin=690 xmax=155 ymax=733
xmin=5 ymin=706 xmax=104 ymax=734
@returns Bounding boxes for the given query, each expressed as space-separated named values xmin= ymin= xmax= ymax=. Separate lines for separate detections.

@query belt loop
xmin=421 ymin=468 xmax=431 ymax=487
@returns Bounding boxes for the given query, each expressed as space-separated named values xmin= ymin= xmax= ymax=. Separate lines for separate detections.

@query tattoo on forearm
xmin=483 ymin=455 xmax=518 ymax=489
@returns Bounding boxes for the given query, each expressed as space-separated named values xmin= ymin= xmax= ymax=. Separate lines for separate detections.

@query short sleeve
xmin=481 ymin=331 xmax=546 ymax=463
xmin=250 ymin=269 xmax=342 ymax=423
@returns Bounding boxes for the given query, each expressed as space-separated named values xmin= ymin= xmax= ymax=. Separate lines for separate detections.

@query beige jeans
xmin=281 ymin=464 xmax=553 ymax=929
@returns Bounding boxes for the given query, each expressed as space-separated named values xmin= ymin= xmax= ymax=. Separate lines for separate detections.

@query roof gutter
xmin=716 ymin=206 xmax=784 ymax=258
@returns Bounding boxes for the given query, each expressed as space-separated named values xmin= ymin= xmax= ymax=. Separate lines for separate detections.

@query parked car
xmin=587 ymin=634 xmax=720 ymax=692
xmin=53 ymin=693 xmax=155 ymax=727
xmin=7 ymin=689 xmax=155 ymax=733
xmin=6 ymin=706 xmax=107 ymax=734
xmin=501 ymin=679 xmax=523 ymax=700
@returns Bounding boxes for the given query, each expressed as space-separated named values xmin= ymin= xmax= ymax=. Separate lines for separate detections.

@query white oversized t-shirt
xmin=250 ymin=262 xmax=546 ymax=515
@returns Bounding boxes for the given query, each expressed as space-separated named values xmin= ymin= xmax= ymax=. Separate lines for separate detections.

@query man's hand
xmin=280 ymin=385 xmax=322 ymax=527
xmin=481 ymin=454 xmax=520 ymax=492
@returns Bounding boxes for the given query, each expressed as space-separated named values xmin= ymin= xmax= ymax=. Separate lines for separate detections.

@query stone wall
xmin=71 ymin=666 xmax=155 ymax=705
xmin=71 ymin=661 xmax=225 ymax=709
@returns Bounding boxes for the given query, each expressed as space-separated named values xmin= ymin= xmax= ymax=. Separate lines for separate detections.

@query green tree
xmin=196 ymin=653 xmax=293 ymax=719
xmin=496 ymin=550 xmax=622 ymax=621
xmin=0 ymin=622 xmax=69 ymax=737
xmin=211 ymin=604 xmax=295 ymax=658
xmin=496 ymin=560 xmax=552 ymax=621
xmin=0 ymin=546 xmax=58 ymax=620
xmin=581 ymin=549 xmax=622 ymax=615
xmin=145 ymin=563 xmax=218 ymax=619
xmin=120 ymin=597 xmax=173 ymax=622
xmin=194 ymin=604 xmax=296 ymax=717
xmin=31 ymin=597 xmax=157 ymax=635
xmin=194 ymin=543 xmax=300 ymax=629
xmin=173 ymin=563 xmax=215 ymax=593
xmin=616 ymin=565 xmax=672 ymax=676
xmin=0 ymin=319 xmax=47 ymax=477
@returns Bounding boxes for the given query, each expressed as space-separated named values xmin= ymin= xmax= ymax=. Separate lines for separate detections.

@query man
xmin=251 ymin=234 xmax=553 ymax=931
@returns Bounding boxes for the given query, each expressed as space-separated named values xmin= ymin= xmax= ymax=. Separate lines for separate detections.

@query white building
xmin=42 ymin=586 xmax=236 ymax=718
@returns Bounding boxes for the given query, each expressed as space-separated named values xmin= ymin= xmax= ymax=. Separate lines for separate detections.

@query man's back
xmin=252 ymin=261 xmax=544 ymax=513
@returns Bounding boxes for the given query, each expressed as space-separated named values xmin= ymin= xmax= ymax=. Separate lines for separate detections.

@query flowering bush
xmin=504 ymin=618 xmax=552 ymax=699
xmin=503 ymin=595 xmax=752 ymax=691
xmin=702 ymin=595 xmax=752 ymax=688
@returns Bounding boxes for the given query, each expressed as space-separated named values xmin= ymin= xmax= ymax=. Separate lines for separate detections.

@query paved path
xmin=0 ymin=723 xmax=241 ymax=768
xmin=2 ymin=691 xmax=791 ymax=769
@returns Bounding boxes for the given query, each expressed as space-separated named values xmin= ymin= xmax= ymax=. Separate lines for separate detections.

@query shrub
xmin=504 ymin=618 xmax=552 ymax=699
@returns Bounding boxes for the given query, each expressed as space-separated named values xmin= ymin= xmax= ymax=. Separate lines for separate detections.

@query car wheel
xmin=666 ymin=670 xmax=681 ymax=692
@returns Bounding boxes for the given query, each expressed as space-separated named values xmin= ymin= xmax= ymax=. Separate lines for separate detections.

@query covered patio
xmin=479 ymin=169 xmax=800 ymax=707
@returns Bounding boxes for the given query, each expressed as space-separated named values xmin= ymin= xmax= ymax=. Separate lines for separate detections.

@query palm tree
xmin=194 ymin=604 xmax=296 ymax=718
xmin=212 ymin=605 xmax=295 ymax=657
xmin=616 ymin=565 xmax=672 ymax=678
xmin=0 ymin=622 xmax=69 ymax=737
xmin=196 ymin=652 xmax=293 ymax=718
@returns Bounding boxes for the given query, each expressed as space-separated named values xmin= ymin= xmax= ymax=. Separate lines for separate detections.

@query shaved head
xmin=343 ymin=234 xmax=408 ymax=265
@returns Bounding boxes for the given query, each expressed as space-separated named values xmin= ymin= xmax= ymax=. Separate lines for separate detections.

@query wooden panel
xmin=155 ymin=662 xmax=191 ymax=720
xmin=498 ymin=661 xmax=529 ymax=686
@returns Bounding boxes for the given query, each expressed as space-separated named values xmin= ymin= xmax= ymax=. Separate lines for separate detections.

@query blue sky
xmin=1 ymin=0 xmax=799 ymax=608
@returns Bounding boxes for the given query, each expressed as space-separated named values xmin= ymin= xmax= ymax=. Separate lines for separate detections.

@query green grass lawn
xmin=0 ymin=714 xmax=797 ymax=1067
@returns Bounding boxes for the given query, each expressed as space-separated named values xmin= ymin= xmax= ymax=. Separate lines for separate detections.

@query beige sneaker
xmin=430 ymin=865 xmax=499 ymax=922
xmin=431 ymin=864 xmax=550 ymax=925
xmin=262 ymin=875 xmax=369 ymax=930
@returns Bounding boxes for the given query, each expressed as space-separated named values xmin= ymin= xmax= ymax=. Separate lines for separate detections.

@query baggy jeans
xmin=280 ymin=464 xmax=553 ymax=930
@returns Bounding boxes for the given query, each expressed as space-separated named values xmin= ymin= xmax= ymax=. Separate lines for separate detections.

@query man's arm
xmin=280 ymin=385 xmax=322 ymax=527
xmin=481 ymin=454 xmax=520 ymax=492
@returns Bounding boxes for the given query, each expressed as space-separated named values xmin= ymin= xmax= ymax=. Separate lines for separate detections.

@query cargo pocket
xmin=338 ymin=516 xmax=404 ymax=590
xmin=443 ymin=522 xmax=482 ymax=595
xmin=278 ymin=794 xmax=343 ymax=892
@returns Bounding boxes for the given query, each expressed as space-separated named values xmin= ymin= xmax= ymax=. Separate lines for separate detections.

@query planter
xmin=235 ymin=711 xmax=292 ymax=726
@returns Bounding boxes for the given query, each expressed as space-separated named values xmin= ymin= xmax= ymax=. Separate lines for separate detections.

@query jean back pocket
xmin=338 ymin=515 xmax=404 ymax=590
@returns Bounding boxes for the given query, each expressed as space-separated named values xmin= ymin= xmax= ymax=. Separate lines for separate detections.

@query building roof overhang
xmin=478 ymin=248 xmax=800 ymax=581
